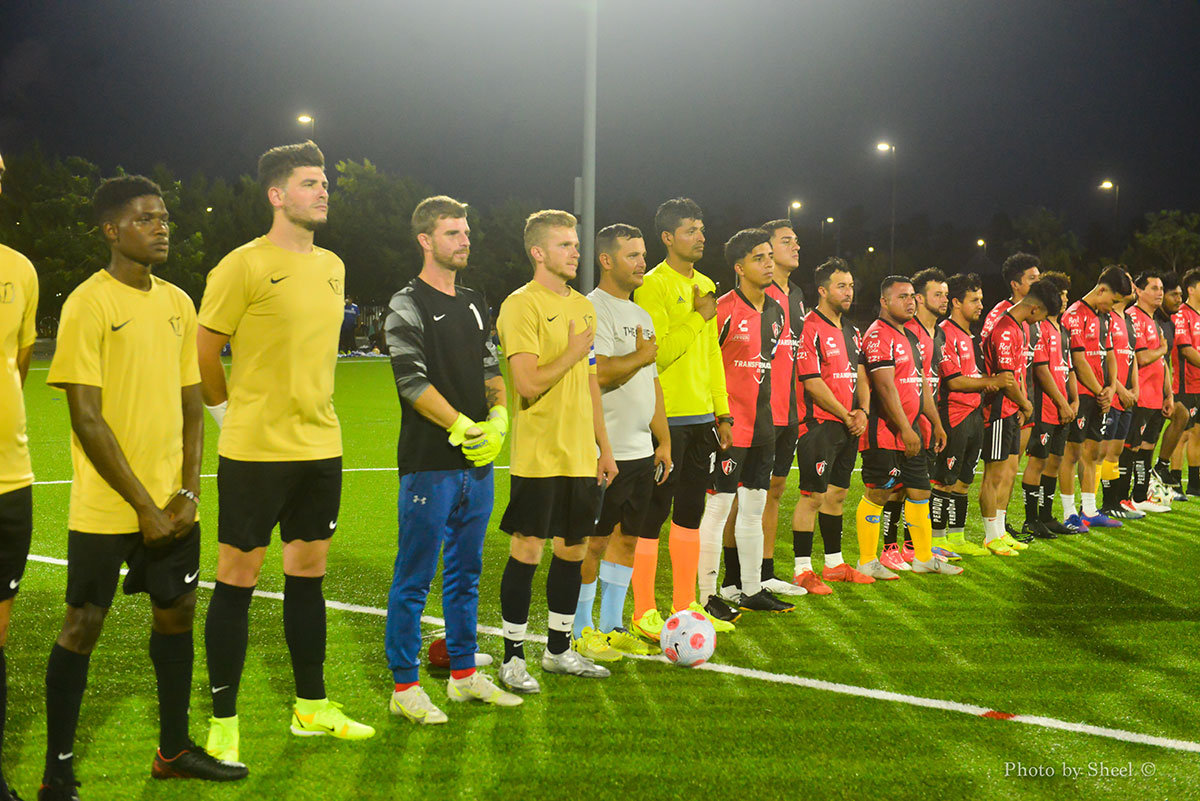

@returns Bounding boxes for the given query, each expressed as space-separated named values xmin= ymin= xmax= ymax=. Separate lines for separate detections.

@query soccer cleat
xmin=931 ymin=546 xmax=963 ymax=561
xmin=718 ymin=585 xmax=742 ymax=604
xmin=1172 ymin=487 xmax=1189 ymax=502
xmin=1105 ymin=503 xmax=1144 ymax=520
xmin=630 ymin=609 xmax=665 ymax=642
xmin=1042 ymin=518 xmax=1078 ymax=536
xmin=912 ymin=557 xmax=963 ymax=575
xmin=880 ymin=543 xmax=909 ymax=571
xmin=1082 ymin=512 xmax=1122 ymax=529
xmin=821 ymin=563 xmax=875 ymax=584
xmin=999 ymin=533 xmax=1029 ymax=551
xmin=541 ymin=648 xmax=611 ymax=678
xmin=900 ymin=540 xmax=915 ymax=564
xmin=794 ymin=569 xmax=834 ymax=594
xmin=1007 ymin=522 xmax=1034 ymax=544
xmin=1188 ymin=484 xmax=1200 ymax=498
xmin=151 ymin=743 xmax=248 ymax=781
xmin=693 ymin=598 xmax=739 ymax=631
xmin=497 ymin=657 xmax=540 ymax=694
xmin=605 ymin=627 xmax=658 ymax=656
xmin=389 ymin=685 xmax=449 ymax=724
xmin=1021 ymin=521 xmax=1056 ymax=540
xmin=856 ymin=559 xmax=899 ymax=580
xmin=738 ymin=589 xmax=795 ymax=612
xmin=761 ymin=577 xmax=808 ymax=596
xmin=947 ymin=537 xmax=992 ymax=557
xmin=572 ymin=627 xmax=624 ymax=662
xmin=205 ymin=715 xmax=239 ymax=763
xmin=291 ymin=699 xmax=376 ymax=740
xmin=1121 ymin=499 xmax=1154 ymax=517
xmin=36 ymin=779 xmax=80 ymax=801
xmin=985 ymin=538 xmax=1018 ymax=556
xmin=1131 ymin=499 xmax=1171 ymax=513
xmin=1064 ymin=513 xmax=1090 ymax=531
xmin=447 ymin=671 xmax=523 ymax=707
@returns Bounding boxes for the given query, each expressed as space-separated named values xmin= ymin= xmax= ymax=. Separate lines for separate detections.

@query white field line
xmin=23 ymin=553 xmax=1200 ymax=755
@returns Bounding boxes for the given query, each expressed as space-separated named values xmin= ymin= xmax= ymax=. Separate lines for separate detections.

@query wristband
xmin=176 ymin=488 xmax=199 ymax=505
xmin=487 ymin=405 xmax=509 ymax=436
xmin=205 ymin=400 xmax=227 ymax=428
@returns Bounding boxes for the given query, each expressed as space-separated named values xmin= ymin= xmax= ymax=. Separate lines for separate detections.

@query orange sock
xmin=631 ymin=537 xmax=660 ymax=618
xmin=668 ymin=523 xmax=700 ymax=611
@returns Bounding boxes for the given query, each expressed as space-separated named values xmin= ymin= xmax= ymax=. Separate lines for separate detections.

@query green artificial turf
xmin=3 ymin=358 xmax=1198 ymax=800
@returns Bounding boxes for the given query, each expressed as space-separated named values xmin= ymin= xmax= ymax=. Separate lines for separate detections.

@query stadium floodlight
xmin=297 ymin=114 xmax=315 ymax=135
xmin=977 ymin=238 xmax=985 ymax=247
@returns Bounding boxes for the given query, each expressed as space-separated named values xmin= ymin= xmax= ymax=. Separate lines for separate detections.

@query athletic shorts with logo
xmin=1124 ymin=407 xmax=1156 ymax=448
xmin=1138 ymin=408 xmax=1167 ymax=446
xmin=65 ymin=523 xmax=201 ymax=609
xmin=712 ymin=442 xmax=774 ymax=493
xmin=217 ymin=456 xmax=341 ymax=551
xmin=1026 ymin=420 xmax=1068 ymax=460
xmin=1102 ymin=408 xmax=1132 ymax=443
xmin=796 ymin=421 xmax=857 ymax=494
xmin=983 ymin=414 xmax=1022 ymax=462
xmin=933 ymin=408 xmax=983 ymax=485
xmin=1177 ymin=393 xmax=1199 ymax=431
xmin=0 ymin=485 xmax=32 ymax=602
xmin=595 ymin=457 xmax=655 ymax=539
xmin=772 ymin=423 xmax=799 ymax=478
xmin=501 ymin=475 xmax=601 ymax=546
xmin=1067 ymin=395 xmax=1107 ymax=443
xmin=860 ymin=448 xmax=930 ymax=491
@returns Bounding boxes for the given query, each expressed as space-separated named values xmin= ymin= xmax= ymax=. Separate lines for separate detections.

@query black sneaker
xmin=1022 ymin=520 xmax=1057 ymax=540
xmin=702 ymin=595 xmax=742 ymax=624
xmin=1187 ymin=485 xmax=1200 ymax=498
xmin=1043 ymin=518 xmax=1078 ymax=536
xmin=152 ymin=744 xmax=248 ymax=782
xmin=738 ymin=589 xmax=795 ymax=613
xmin=1007 ymin=522 xmax=1034 ymax=544
xmin=37 ymin=779 xmax=80 ymax=801
xmin=2 ymin=787 xmax=24 ymax=801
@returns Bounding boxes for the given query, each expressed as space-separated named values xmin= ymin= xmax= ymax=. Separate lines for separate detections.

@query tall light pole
xmin=786 ymin=200 xmax=802 ymax=228
xmin=977 ymin=238 xmax=987 ymax=254
xmin=1099 ymin=179 xmax=1120 ymax=229
xmin=821 ymin=216 xmax=835 ymax=255
xmin=297 ymin=114 xmax=315 ymax=137
xmin=876 ymin=142 xmax=896 ymax=272
xmin=578 ymin=0 xmax=598 ymax=291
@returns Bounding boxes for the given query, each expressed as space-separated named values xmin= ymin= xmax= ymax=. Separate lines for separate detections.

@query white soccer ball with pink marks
xmin=661 ymin=610 xmax=716 ymax=667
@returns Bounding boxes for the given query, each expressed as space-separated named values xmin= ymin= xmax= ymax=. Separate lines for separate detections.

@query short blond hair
xmin=523 ymin=209 xmax=577 ymax=265
xmin=411 ymin=195 xmax=468 ymax=239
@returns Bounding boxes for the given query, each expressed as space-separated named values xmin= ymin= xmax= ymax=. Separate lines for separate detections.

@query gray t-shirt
xmin=588 ymin=287 xmax=657 ymax=461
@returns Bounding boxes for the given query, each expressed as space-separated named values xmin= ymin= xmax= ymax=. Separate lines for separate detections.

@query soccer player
xmin=696 ymin=229 xmax=794 ymax=612
xmin=1059 ymin=266 xmax=1132 ymax=530
xmin=1124 ymin=272 xmax=1172 ymax=513
xmin=383 ymin=195 xmax=521 ymax=725
xmin=1153 ymin=272 xmax=1190 ymax=499
xmin=932 ymin=273 xmax=1009 ymax=557
xmin=1168 ymin=269 xmax=1200 ymax=496
xmin=0 ymin=151 xmax=38 ymax=801
xmin=198 ymin=142 xmax=374 ymax=763
xmin=790 ymin=259 xmax=873 ymax=593
xmin=631 ymin=198 xmax=736 ymax=634
xmin=1018 ymin=271 xmax=1079 ymax=537
xmin=982 ymin=253 xmax=1041 ymax=339
xmin=579 ymin=224 xmax=671 ymax=657
xmin=495 ymin=210 xmax=619 ymax=693
xmin=41 ymin=177 xmax=246 ymax=801
xmin=855 ymin=276 xmax=959 ymax=578
xmin=978 ymin=278 xmax=1059 ymax=555
xmin=1099 ymin=273 xmax=1143 ymax=520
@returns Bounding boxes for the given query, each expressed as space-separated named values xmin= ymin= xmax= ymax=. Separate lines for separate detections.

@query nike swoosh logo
xmin=58 ymin=752 xmax=73 ymax=760
xmin=329 ymin=520 xmax=337 ymax=530
xmin=8 ymin=578 xmax=18 ymax=590
xmin=184 ymin=570 xmax=199 ymax=583
xmin=270 ymin=275 xmax=289 ymax=284
xmin=433 ymin=314 xmax=446 ymax=321
xmin=547 ymin=315 xmax=559 ymax=322
xmin=111 ymin=319 xmax=131 ymax=331
xmin=212 ymin=685 xmax=230 ymax=694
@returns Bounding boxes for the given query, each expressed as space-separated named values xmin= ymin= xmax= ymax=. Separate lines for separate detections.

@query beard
xmin=284 ymin=205 xmax=327 ymax=231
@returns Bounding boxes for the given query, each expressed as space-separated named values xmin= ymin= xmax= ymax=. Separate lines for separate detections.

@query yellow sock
xmin=905 ymin=498 xmax=933 ymax=562
xmin=856 ymin=498 xmax=883 ymax=566
xmin=1099 ymin=459 xmax=1119 ymax=492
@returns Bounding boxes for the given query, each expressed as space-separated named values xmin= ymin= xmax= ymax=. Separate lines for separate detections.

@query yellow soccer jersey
xmin=198 ymin=236 xmax=344 ymax=461
xmin=0 ymin=244 xmax=39 ymax=494
xmin=497 ymin=280 xmax=598 ymax=478
xmin=47 ymin=270 xmax=200 ymax=533
xmin=633 ymin=261 xmax=729 ymax=422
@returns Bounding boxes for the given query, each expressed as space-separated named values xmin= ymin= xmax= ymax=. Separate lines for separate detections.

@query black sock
xmin=1131 ymin=453 xmax=1150 ymax=502
xmin=284 ymin=575 xmax=326 ymax=701
xmin=150 ymin=629 xmax=193 ymax=756
xmin=1022 ymin=482 xmax=1040 ymax=522
xmin=761 ymin=557 xmax=774 ymax=582
xmin=881 ymin=499 xmax=903 ymax=546
xmin=950 ymin=492 xmax=968 ymax=530
xmin=1171 ymin=468 xmax=1182 ymax=486
xmin=0 ymin=648 xmax=6 ymax=796
xmin=1189 ymin=466 xmax=1199 ymax=489
xmin=722 ymin=546 xmax=740 ymax=589
xmin=500 ymin=557 xmax=537 ymax=662
xmin=44 ymin=644 xmax=90 ymax=783
xmin=818 ymin=512 xmax=842 ymax=557
xmin=205 ymin=581 xmax=253 ymax=718
xmin=930 ymin=489 xmax=950 ymax=533
xmin=793 ymin=530 xmax=814 ymax=560
xmin=1040 ymin=475 xmax=1058 ymax=521
xmin=1114 ymin=449 xmax=1135 ymax=502
xmin=545 ymin=556 xmax=581 ymax=655
xmin=1155 ymin=457 xmax=1169 ymax=474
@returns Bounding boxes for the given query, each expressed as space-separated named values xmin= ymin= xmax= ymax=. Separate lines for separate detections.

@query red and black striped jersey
xmin=981 ymin=298 xmax=1013 ymax=341
xmin=717 ymin=289 xmax=784 ymax=448
xmin=982 ymin=312 xmax=1027 ymax=422
xmin=795 ymin=308 xmax=860 ymax=431
xmin=1128 ymin=306 xmax=1164 ymax=410
xmin=1172 ymin=303 xmax=1200 ymax=395
xmin=1062 ymin=299 xmax=1111 ymax=398
xmin=1031 ymin=319 xmax=1071 ymax=425
xmin=937 ymin=318 xmax=982 ymax=427
xmin=860 ymin=318 xmax=923 ymax=452
xmin=905 ymin=317 xmax=943 ymax=445
xmin=1108 ymin=311 xmax=1136 ymax=411
xmin=764 ymin=281 xmax=806 ymax=427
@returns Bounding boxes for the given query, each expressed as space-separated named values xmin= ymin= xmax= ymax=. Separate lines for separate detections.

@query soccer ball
xmin=661 ymin=610 xmax=716 ymax=667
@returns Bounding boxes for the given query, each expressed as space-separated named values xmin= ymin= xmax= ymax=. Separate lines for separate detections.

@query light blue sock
xmin=574 ymin=580 xmax=597 ymax=639
xmin=598 ymin=561 xmax=633 ymax=633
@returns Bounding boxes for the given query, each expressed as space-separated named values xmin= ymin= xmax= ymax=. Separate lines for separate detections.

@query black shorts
xmin=501 ymin=475 xmax=601 ymax=545
xmin=595 ymin=457 xmax=654 ymax=539
xmin=1125 ymin=407 xmax=1156 ymax=447
xmin=0 ymin=485 xmax=32 ymax=603
xmin=982 ymin=414 xmax=1022 ymax=463
xmin=796 ymin=421 xmax=857 ymax=494
xmin=1067 ymin=395 xmax=1107 ymax=443
xmin=1139 ymin=409 xmax=1166 ymax=447
xmin=1178 ymin=394 xmax=1199 ymax=430
xmin=772 ymin=424 xmax=798 ymax=478
xmin=636 ymin=421 xmax=719 ymax=537
xmin=217 ymin=456 xmax=342 ymax=551
xmin=712 ymin=442 xmax=773 ymax=493
xmin=65 ymin=524 xmax=201 ymax=609
xmin=933 ymin=410 xmax=983 ymax=486
xmin=860 ymin=448 xmax=930 ymax=492
xmin=1102 ymin=408 xmax=1132 ymax=443
xmin=1026 ymin=420 xmax=1068 ymax=460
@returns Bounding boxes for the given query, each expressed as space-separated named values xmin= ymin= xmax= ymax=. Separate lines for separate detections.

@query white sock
xmin=697 ymin=492 xmax=733 ymax=604
xmin=1081 ymin=492 xmax=1098 ymax=516
xmin=826 ymin=551 xmax=844 ymax=568
xmin=983 ymin=516 xmax=1001 ymax=543
xmin=735 ymin=487 xmax=767 ymax=596
xmin=794 ymin=556 xmax=813 ymax=574
xmin=1061 ymin=493 xmax=1077 ymax=518
xmin=996 ymin=509 xmax=1007 ymax=533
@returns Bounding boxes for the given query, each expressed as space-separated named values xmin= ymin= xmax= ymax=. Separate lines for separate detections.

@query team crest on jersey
xmin=815 ymin=460 xmax=827 ymax=476
xmin=1040 ymin=433 xmax=1049 ymax=445
xmin=772 ymin=320 xmax=782 ymax=339
xmin=1077 ymin=417 xmax=1086 ymax=429
xmin=328 ymin=278 xmax=343 ymax=295
xmin=889 ymin=467 xmax=901 ymax=478
xmin=168 ymin=315 xmax=181 ymax=336
xmin=0 ymin=282 xmax=13 ymax=304
xmin=721 ymin=458 xmax=736 ymax=475
xmin=677 ymin=295 xmax=685 ymax=304
xmin=946 ymin=456 xmax=956 ymax=469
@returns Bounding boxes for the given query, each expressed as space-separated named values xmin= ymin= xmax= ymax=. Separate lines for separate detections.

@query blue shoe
xmin=1064 ymin=514 xmax=1089 ymax=532
xmin=932 ymin=546 xmax=962 ymax=562
xmin=1082 ymin=512 xmax=1122 ymax=528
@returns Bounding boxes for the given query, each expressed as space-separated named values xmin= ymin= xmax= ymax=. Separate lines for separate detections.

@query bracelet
xmin=717 ymin=416 xmax=734 ymax=426
xmin=176 ymin=488 xmax=199 ymax=505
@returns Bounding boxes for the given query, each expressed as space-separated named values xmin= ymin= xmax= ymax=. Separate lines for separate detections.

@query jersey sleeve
xmin=197 ymin=252 xmax=251 ymax=336
xmin=634 ymin=277 xmax=703 ymax=371
xmin=478 ymin=297 xmax=501 ymax=384
xmin=46 ymin=292 xmax=104 ymax=389
xmin=384 ymin=289 xmax=431 ymax=406
xmin=1063 ymin=308 xmax=1086 ymax=351
xmin=496 ymin=291 xmax=541 ymax=359
xmin=992 ymin=325 xmax=1023 ymax=372
xmin=862 ymin=327 xmax=894 ymax=371
xmin=938 ymin=332 xmax=963 ymax=379
xmin=1173 ymin=310 xmax=1191 ymax=348
xmin=592 ymin=301 xmax=615 ymax=358
xmin=1032 ymin=324 xmax=1051 ymax=365
xmin=178 ymin=296 xmax=201 ymax=386
xmin=18 ymin=258 xmax=38 ymax=349
xmin=795 ymin=320 xmax=819 ymax=380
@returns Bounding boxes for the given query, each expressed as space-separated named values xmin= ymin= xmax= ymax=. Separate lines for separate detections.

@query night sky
xmin=2 ymin=0 xmax=1198 ymax=233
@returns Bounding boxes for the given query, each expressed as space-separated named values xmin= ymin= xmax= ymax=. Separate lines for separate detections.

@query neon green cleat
xmin=631 ymin=609 xmax=665 ymax=642
xmin=205 ymin=715 xmax=240 ymax=763
xmin=573 ymin=626 xmax=624 ymax=662
xmin=999 ymin=533 xmax=1029 ymax=551
xmin=605 ymin=627 xmax=658 ymax=656
xmin=290 ymin=698 xmax=376 ymax=740
xmin=681 ymin=601 xmax=735 ymax=633
xmin=947 ymin=536 xmax=991 ymax=557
